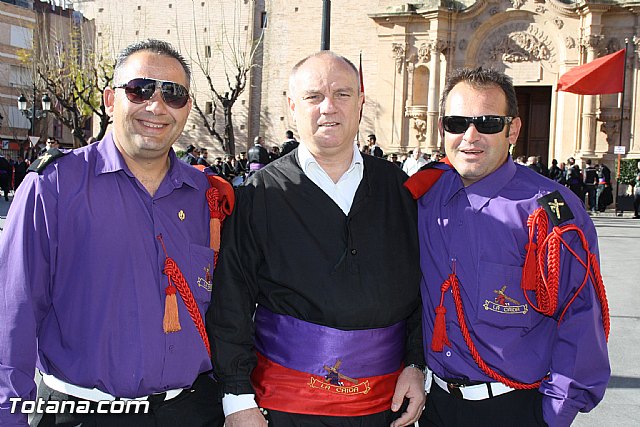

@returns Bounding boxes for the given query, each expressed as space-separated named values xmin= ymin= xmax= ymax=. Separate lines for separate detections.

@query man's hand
xmin=390 ymin=366 xmax=426 ymax=427
xmin=225 ymin=407 xmax=268 ymax=427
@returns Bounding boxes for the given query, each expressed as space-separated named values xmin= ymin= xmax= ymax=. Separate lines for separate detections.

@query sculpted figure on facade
xmin=418 ymin=43 xmax=430 ymax=63
xmin=489 ymin=31 xmax=551 ymax=63
xmin=392 ymin=43 xmax=406 ymax=73
xmin=413 ymin=119 xmax=427 ymax=143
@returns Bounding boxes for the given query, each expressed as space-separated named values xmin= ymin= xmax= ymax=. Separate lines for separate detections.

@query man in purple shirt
xmin=407 ymin=68 xmax=610 ymax=427
xmin=0 ymin=39 xmax=224 ymax=426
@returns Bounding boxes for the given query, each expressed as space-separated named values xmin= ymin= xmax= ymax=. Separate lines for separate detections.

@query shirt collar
xmin=93 ymin=132 xmax=200 ymax=190
xmin=445 ymin=156 xmax=516 ymax=212
xmin=297 ymin=141 xmax=363 ymax=178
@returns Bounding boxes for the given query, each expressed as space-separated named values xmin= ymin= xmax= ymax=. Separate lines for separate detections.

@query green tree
xmin=20 ymin=14 xmax=114 ymax=147
xmin=618 ymin=158 xmax=639 ymax=188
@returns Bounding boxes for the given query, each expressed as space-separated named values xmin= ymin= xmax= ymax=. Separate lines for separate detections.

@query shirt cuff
xmin=222 ymin=393 xmax=258 ymax=417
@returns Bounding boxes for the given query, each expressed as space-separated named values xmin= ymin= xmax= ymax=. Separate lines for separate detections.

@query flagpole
xmin=615 ymin=39 xmax=629 ymax=216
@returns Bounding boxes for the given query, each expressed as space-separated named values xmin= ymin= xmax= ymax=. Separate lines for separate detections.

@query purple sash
xmin=254 ymin=306 xmax=405 ymax=378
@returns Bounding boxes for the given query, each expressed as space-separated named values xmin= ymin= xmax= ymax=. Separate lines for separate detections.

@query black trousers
xmin=265 ymin=408 xmax=403 ymax=427
xmin=31 ymin=373 xmax=224 ymax=427
xmin=418 ymin=382 xmax=548 ymax=427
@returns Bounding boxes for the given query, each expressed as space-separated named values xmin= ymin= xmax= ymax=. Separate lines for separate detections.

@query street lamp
xmin=17 ymin=88 xmax=51 ymax=136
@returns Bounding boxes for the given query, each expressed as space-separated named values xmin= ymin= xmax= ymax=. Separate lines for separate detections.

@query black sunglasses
xmin=442 ymin=115 xmax=513 ymax=135
xmin=115 ymin=78 xmax=190 ymax=109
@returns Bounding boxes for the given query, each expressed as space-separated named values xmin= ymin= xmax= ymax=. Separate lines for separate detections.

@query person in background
xmin=596 ymin=162 xmax=612 ymax=213
xmin=402 ymin=147 xmax=427 ymax=176
xmin=280 ymin=130 xmax=299 ymax=156
xmin=634 ymin=161 xmax=640 ymax=219
xmin=367 ymin=134 xmax=384 ymax=157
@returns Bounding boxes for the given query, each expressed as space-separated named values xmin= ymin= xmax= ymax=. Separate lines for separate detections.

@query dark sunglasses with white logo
xmin=442 ymin=115 xmax=513 ymax=135
xmin=115 ymin=78 xmax=190 ymax=109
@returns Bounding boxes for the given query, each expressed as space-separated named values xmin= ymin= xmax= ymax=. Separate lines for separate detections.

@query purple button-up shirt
xmin=0 ymin=133 xmax=214 ymax=426
xmin=417 ymin=158 xmax=610 ymax=427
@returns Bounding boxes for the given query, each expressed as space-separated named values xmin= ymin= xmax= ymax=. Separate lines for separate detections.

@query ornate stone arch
xmin=464 ymin=11 xmax=559 ymax=78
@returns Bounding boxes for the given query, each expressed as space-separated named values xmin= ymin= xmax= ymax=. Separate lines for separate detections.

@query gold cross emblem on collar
xmin=548 ymin=198 xmax=564 ymax=219
xmin=39 ymin=153 xmax=52 ymax=165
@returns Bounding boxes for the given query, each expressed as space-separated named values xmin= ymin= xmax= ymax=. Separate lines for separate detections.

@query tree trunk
xmin=224 ymin=106 xmax=236 ymax=156
xmin=95 ymin=114 xmax=111 ymax=142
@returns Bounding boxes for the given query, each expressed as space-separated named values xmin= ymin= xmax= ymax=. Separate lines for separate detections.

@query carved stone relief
xmin=418 ymin=43 xmax=430 ymax=63
xmin=478 ymin=23 xmax=556 ymax=69
xmin=459 ymin=39 xmax=468 ymax=51
xmin=510 ymin=0 xmax=526 ymax=9
xmin=413 ymin=119 xmax=427 ymax=143
xmin=606 ymin=38 xmax=621 ymax=55
xmin=431 ymin=39 xmax=449 ymax=53
xmin=565 ymin=37 xmax=576 ymax=49
xmin=489 ymin=7 xmax=499 ymax=15
xmin=392 ymin=43 xmax=405 ymax=73
xmin=489 ymin=31 xmax=550 ymax=62
xmin=554 ymin=19 xmax=563 ymax=30
xmin=535 ymin=6 xmax=546 ymax=14
xmin=580 ymin=34 xmax=604 ymax=51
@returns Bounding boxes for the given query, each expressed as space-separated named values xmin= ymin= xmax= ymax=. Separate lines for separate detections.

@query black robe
xmin=207 ymin=151 xmax=423 ymax=397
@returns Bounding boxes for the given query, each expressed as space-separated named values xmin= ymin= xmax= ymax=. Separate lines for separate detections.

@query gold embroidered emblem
xmin=39 ymin=153 xmax=52 ymax=165
xmin=178 ymin=210 xmax=186 ymax=221
xmin=547 ymin=199 xmax=564 ymax=220
xmin=197 ymin=265 xmax=212 ymax=292
xmin=483 ymin=285 xmax=528 ymax=314
xmin=308 ymin=360 xmax=371 ymax=395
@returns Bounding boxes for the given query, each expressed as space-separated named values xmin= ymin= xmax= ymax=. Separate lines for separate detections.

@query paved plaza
xmin=1 ymin=195 xmax=639 ymax=425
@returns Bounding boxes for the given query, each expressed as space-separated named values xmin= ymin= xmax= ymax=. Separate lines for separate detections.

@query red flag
xmin=557 ymin=49 xmax=625 ymax=95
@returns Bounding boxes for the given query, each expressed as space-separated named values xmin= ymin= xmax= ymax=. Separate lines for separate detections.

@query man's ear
xmin=104 ymin=87 xmax=115 ymax=117
xmin=287 ymin=97 xmax=296 ymax=122
xmin=507 ymin=117 xmax=522 ymax=145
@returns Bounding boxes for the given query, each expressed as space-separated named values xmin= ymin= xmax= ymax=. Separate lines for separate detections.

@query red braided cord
xmin=448 ymin=273 xmax=542 ymax=389
xmin=206 ymin=187 xmax=226 ymax=220
xmin=163 ymin=257 xmax=212 ymax=357
xmin=523 ymin=210 xmax=610 ymax=340
xmin=441 ymin=207 xmax=611 ymax=389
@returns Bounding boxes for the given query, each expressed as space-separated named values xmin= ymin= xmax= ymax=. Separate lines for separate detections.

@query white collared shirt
xmin=297 ymin=142 xmax=364 ymax=215
xmin=222 ymin=142 xmax=365 ymax=417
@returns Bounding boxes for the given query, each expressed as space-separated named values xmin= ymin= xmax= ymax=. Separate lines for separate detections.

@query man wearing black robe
xmin=207 ymin=51 xmax=425 ymax=427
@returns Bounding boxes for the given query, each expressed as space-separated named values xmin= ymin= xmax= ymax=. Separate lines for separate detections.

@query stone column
xmin=426 ymin=40 xmax=443 ymax=154
xmin=579 ymin=35 xmax=602 ymax=157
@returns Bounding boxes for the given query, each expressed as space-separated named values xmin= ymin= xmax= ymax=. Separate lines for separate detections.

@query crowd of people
xmin=0 ymin=138 xmax=63 ymax=201
xmin=0 ymin=39 xmax=613 ymax=427
xmin=178 ymin=133 xmax=298 ymax=186
xmin=515 ymin=154 xmax=613 ymax=213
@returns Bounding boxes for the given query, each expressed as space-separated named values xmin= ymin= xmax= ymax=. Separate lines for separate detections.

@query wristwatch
xmin=407 ymin=363 xmax=427 ymax=374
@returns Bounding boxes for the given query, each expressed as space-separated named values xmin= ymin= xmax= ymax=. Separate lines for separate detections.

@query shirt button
xmin=351 ymin=249 xmax=357 ymax=255
xmin=446 ymin=351 xmax=452 ymax=357
xmin=169 ymin=345 xmax=175 ymax=352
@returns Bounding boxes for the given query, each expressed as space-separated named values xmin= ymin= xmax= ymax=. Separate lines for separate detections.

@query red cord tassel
xmin=431 ymin=306 xmax=450 ymax=352
xmin=163 ymin=284 xmax=181 ymax=333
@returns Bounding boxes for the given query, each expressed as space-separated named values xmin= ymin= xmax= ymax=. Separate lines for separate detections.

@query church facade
xmin=75 ymin=0 xmax=639 ymax=172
